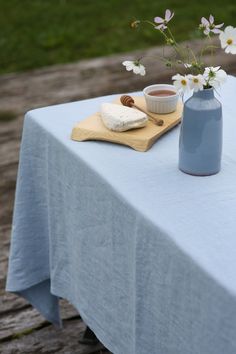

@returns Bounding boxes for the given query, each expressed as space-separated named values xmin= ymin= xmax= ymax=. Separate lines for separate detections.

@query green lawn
xmin=1 ymin=0 xmax=236 ymax=74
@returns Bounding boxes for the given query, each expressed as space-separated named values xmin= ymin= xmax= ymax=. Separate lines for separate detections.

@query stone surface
xmin=0 ymin=41 xmax=236 ymax=353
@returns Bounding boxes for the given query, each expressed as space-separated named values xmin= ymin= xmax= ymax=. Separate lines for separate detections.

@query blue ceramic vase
xmin=179 ymin=88 xmax=222 ymax=176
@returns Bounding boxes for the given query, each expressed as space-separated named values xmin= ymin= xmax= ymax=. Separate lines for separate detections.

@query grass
xmin=1 ymin=0 xmax=236 ymax=74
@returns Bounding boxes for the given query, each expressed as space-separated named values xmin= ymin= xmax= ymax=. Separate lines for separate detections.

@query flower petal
xmin=209 ymin=14 xmax=214 ymax=24
xmin=215 ymin=23 xmax=224 ymax=28
xmin=165 ymin=9 xmax=171 ymax=21
xmin=154 ymin=16 xmax=164 ymax=24
xmin=139 ymin=67 xmax=146 ymax=76
xmin=122 ymin=60 xmax=132 ymax=66
xmin=212 ymin=28 xmax=222 ymax=34
xmin=217 ymin=69 xmax=227 ymax=81
xmin=225 ymin=45 xmax=236 ymax=54
xmin=169 ymin=11 xmax=174 ymax=21
xmin=219 ymin=32 xmax=227 ymax=48
xmin=219 ymin=31 xmax=226 ymax=40
xmin=230 ymin=46 xmax=236 ymax=54
xmin=225 ymin=26 xmax=235 ymax=34
xmin=201 ymin=17 xmax=209 ymax=26
xmin=172 ymin=74 xmax=181 ymax=80
xmin=132 ymin=66 xmax=140 ymax=74
xmin=155 ymin=24 xmax=167 ymax=30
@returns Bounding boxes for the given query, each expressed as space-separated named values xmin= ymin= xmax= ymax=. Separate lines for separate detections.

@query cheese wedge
xmin=100 ymin=103 xmax=148 ymax=132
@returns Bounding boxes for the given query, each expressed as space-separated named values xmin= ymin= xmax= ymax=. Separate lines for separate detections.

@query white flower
xmin=219 ymin=26 xmax=236 ymax=54
xmin=200 ymin=15 xmax=224 ymax=35
xmin=188 ymin=74 xmax=206 ymax=92
xmin=203 ymin=66 xmax=227 ymax=89
xmin=154 ymin=9 xmax=174 ymax=31
xmin=122 ymin=60 xmax=146 ymax=76
xmin=172 ymin=74 xmax=190 ymax=92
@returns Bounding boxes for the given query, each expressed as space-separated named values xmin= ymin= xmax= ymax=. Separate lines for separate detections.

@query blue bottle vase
xmin=179 ymin=88 xmax=222 ymax=176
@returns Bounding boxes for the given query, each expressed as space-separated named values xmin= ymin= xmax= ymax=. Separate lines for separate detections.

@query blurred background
xmin=0 ymin=1 xmax=236 ymax=353
xmin=1 ymin=0 xmax=236 ymax=74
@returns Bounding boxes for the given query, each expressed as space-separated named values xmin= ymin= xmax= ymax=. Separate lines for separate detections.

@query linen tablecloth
xmin=6 ymin=76 xmax=236 ymax=354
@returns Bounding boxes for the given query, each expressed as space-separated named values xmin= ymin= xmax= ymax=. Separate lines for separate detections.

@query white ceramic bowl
xmin=143 ymin=84 xmax=179 ymax=114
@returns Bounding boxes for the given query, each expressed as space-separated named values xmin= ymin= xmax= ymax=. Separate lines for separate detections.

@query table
xmin=7 ymin=76 xmax=236 ymax=354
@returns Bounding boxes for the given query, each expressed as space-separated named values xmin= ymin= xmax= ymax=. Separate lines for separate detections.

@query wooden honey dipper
xmin=120 ymin=95 xmax=164 ymax=126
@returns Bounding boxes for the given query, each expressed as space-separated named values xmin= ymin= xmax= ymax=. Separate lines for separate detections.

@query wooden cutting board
xmin=71 ymin=96 xmax=183 ymax=152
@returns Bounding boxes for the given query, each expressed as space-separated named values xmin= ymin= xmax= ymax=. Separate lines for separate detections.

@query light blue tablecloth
xmin=7 ymin=76 xmax=236 ymax=354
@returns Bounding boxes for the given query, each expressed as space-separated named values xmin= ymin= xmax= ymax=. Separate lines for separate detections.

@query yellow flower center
xmin=227 ymin=38 xmax=233 ymax=45
xmin=181 ymin=79 xmax=187 ymax=86
xmin=193 ymin=78 xmax=199 ymax=83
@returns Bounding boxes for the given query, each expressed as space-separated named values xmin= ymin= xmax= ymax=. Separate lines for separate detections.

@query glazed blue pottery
xmin=179 ymin=88 xmax=222 ymax=176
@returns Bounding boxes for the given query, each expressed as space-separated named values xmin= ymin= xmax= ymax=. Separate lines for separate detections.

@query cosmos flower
xmin=188 ymin=74 xmax=206 ymax=92
xmin=154 ymin=9 xmax=174 ymax=31
xmin=219 ymin=26 xmax=236 ymax=54
xmin=172 ymin=74 xmax=190 ymax=92
xmin=122 ymin=60 xmax=146 ymax=76
xmin=200 ymin=15 xmax=224 ymax=35
xmin=203 ymin=66 xmax=227 ymax=88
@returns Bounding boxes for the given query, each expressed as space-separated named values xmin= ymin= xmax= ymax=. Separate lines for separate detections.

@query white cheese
xmin=100 ymin=103 xmax=148 ymax=132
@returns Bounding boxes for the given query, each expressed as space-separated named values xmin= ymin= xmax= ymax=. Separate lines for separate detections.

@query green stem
xmin=166 ymin=26 xmax=190 ymax=67
xmin=167 ymin=27 xmax=175 ymax=41
xmin=142 ymin=20 xmax=169 ymax=41
xmin=208 ymin=34 xmax=215 ymax=66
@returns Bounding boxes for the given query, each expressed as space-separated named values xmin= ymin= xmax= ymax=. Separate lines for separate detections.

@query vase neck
xmin=193 ymin=88 xmax=214 ymax=99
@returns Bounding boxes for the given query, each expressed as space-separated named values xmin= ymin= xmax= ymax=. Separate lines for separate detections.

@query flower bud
xmin=130 ymin=20 xmax=140 ymax=29
xmin=166 ymin=38 xmax=175 ymax=45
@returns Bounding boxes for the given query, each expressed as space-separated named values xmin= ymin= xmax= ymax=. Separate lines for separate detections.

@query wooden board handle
xmin=133 ymin=103 xmax=164 ymax=126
